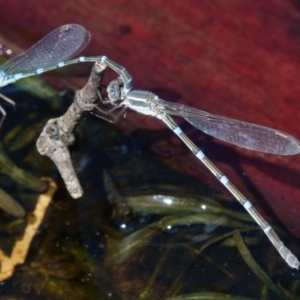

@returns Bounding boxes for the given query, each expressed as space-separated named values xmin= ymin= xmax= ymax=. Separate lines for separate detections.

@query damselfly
xmin=93 ymin=56 xmax=300 ymax=269
xmin=0 ymin=24 xmax=101 ymax=127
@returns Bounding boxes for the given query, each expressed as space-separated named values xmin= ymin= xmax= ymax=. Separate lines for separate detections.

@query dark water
xmin=0 ymin=78 xmax=298 ymax=300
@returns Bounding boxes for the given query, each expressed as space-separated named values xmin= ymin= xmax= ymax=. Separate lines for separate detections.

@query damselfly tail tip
xmin=288 ymin=255 xmax=299 ymax=270
xmin=281 ymin=248 xmax=299 ymax=269
xmin=290 ymin=258 xmax=299 ymax=269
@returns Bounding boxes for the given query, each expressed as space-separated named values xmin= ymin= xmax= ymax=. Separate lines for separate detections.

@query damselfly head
xmin=107 ymin=79 xmax=123 ymax=101
xmin=107 ymin=87 xmax=121 ymax=101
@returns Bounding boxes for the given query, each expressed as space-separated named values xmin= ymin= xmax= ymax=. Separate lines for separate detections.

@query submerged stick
xmin=36 ymin=61 xmax=106 ymax=198
xmin=0 ymin=178 xmax=57 ymax=282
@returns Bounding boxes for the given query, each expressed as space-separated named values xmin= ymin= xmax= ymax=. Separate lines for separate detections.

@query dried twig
xmin=36 ymin=61 xmax=107 ymax=198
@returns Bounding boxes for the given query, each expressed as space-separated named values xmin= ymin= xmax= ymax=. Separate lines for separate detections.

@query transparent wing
xmin=157 ymin=99 xmax=300 ymax=155
xmin=0 ymin=24 xmax=91 ymax=75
